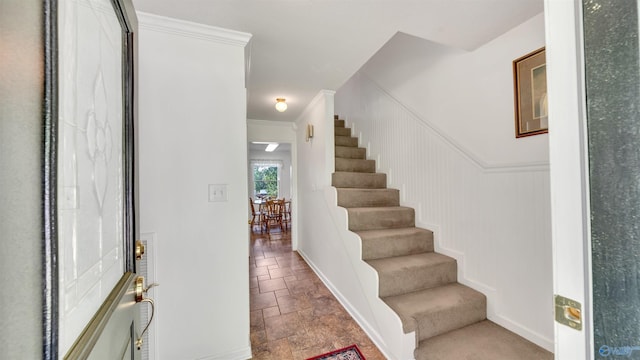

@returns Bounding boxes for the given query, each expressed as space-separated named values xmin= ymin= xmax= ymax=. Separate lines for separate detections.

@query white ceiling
xmin=132 ymin=0 xmax=543 ymax=122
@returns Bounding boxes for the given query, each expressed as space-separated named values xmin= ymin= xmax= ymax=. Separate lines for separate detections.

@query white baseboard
xmin=196 ymin=346 xmax=252 ymax=360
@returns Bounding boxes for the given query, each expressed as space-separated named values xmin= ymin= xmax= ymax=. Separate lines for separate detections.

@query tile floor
xmin=249 ymin=227 xmax=386 ymax=360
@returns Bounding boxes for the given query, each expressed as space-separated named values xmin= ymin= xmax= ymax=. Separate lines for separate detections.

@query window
xmin=251 ymin=160 xmax=282 ymax=198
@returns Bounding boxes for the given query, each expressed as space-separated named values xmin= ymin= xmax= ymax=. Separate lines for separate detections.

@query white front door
xmin=547 ymin=0 xmax=640 ymax=359
xmin=48 ymin=0 xmax=146 ymax=358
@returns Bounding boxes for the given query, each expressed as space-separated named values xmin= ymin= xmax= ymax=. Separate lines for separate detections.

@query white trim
xmin=358 ymin=73 xmax=549 ymax=172
xmin=136 ymin=11 xmax=252 ymax=47
xmin=195 ymin=346 xmax=252 ymax=360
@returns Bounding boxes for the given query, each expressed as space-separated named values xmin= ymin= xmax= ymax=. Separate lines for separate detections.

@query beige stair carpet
xmin=331 ymin=116 xmax=552 ymax=359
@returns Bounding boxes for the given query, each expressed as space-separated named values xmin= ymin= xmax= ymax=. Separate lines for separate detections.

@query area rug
xmin=305 ymin=344 xmax=366 ymax=360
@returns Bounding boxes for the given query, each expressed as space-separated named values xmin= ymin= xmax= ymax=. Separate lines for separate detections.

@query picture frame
xmin=513 ymin=47 xmax=548 ymax=138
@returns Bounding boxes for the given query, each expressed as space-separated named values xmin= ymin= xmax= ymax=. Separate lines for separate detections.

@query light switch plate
xmin=208 ymin=184 xmax=227 ymax=202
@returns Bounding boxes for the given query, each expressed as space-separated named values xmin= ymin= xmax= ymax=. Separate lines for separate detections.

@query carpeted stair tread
xmin=415 ymin=320 xmax=553 ymax=360
xmin=383 ymin=283 xmax=486 ymax=342
xmin=348 ymin=206 xmax=414 ymax=231
xmin=337 ymin=188 xmax=399 ymax=208
xmin=335 ymin=158 xmax=376 ymax=173
xmin=335 ymin=127 xmax=352 ymax=136
xmin=335 ymin=146 xmax=366 ymax=159
xmin=335 ymin=136 xmax=359 ymax=147
xmin=367 ymin=253 xmax=457 ymax=297
xmin=358 ymin=227 xmax=434 ymax=260
xmin=332 ymin=172 xmax=387 ymax=189
xmin=335 ymin=119 xmax=345 ymax=128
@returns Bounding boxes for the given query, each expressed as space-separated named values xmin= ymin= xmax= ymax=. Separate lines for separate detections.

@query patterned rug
xmin=305 ymin=344 xmax=366 ymax=360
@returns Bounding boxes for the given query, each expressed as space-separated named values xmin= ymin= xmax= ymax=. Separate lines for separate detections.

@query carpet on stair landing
xmin=305 ymin=344 xmax=365 ymax=360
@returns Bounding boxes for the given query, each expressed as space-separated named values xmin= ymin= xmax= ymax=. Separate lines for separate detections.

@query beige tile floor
xmin=249 ymin=227 xmax=386 ymax=360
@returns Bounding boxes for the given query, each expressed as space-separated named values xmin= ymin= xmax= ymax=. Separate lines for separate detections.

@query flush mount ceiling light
xmin=265 ymin=143 xmax=279 ymax=152
xmin=275 ymin=98 xmax=287 ymax=112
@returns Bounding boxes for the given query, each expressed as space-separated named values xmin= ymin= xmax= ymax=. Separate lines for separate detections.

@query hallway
xmin=249 ymin=228 xmax=386 ymax=359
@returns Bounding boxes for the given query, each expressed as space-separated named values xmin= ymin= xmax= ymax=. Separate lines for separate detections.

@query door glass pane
xmin=583 ymin=0 xmax=640 ymax=357
xmin=57 ymin=0 xmax=125 ymax=354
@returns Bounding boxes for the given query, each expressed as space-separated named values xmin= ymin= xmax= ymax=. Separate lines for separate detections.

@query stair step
xmin=335 ymin=136 xmax=358 ymax=147
xmin=332 ymin=172 xmax=387 ymax=189
xmin=347 ymin=206 xmax=414 ymax=231
xmin=335 ymin=119 xmax=345 ymax=128
xmin=337 ymin=188 xmax=399 ymax=208
xmin=335 ymin=158 xmax=376 ymax=173
xmin=383 ymin=283 xmax=486 ymax=342
xmin=335 ymin=127 xmax=351 ymax=136
xmin=358 ymin=228 xmax=434 ymax=260
xmin=335 ymin=146 xmax=366 ymax=159
xmin=368 ymin=253 xmax=457 ymax=297
xmin=415 ymin=320 xmax=552 ymax=360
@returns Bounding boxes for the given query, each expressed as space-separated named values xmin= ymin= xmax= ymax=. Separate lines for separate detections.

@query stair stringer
xmin=297 ymin=185 xmax=416 ymax=360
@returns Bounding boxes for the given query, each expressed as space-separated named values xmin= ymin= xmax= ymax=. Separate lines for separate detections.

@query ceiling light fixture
xmin=265 ymin=143 xmax=279 ymax=152
xmin=275 ymin=98 xmax=287 ymax=112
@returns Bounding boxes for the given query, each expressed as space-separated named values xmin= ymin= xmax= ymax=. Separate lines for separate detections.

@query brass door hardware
xmin=135 ymin=240 xmax=145 ymax=260
xmin=134 ymin=276 xmax=158 ymax=350
xmin=554 ymin=295 xmax=582 ymax=330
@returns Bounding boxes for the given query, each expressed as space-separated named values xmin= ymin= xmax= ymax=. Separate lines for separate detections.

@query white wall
xmin=137 ymin=13 xmax=252 ymax=360
xmin=360 ymin=13 xmax=547 ymax=167
xmin=0 ymin=1 xmax=44 ymax=357
xmin=334 ymin=13 xmax=553 ymax=351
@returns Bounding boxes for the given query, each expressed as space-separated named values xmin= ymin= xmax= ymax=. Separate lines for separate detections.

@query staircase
xmin=332 ymin=116 xmax=552 ymax=359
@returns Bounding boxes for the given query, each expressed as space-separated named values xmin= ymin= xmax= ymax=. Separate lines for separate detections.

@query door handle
xmin=134 ymin=276 xmax=158 ymax=350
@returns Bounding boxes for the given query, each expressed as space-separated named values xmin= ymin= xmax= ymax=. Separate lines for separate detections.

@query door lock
xmin=135 ymin=240 xmax=145 ymax=260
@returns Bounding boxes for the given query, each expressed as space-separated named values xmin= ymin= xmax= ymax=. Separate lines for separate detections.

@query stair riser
xmin=360 ymin=231 xmax=434 ymax=260
xmin=337 ymin=189 xmax=399 ymax=208
xmin=335 ymin=136 xmax=358 ymax=147
xmin=415 ymin=298 xmax=486 ymax=341
xmin=335 ymin=119 xmax=345 ymax=128
xmin=376 ymin=261 xmax=457 ymax=297
xmin=348 ymin=208 xmax=414 ymax=231
xmin=332 ymin=172 xmax=387 ymax=189
xmin=335 ymin=127 xmax=351 ymax=136
xmin=335 ymin=158 xmax=376 ymax=173
xmin=335 ymin=146 xmax=366 ymax=159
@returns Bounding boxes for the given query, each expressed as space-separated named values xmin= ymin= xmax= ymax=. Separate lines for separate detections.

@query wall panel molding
xmin=335 ymin=71 xmax=554 ymax=350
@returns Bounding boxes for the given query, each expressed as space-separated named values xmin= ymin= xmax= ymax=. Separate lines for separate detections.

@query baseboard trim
xmin=296 ymin=249 xmax=399 ymax=360
xmin=196 ymin=346 xmax=252 ymax=360
xmin=490 ymin=314 xmax=555 ymax=352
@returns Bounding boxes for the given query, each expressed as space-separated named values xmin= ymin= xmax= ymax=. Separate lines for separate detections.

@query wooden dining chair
xmin=282 ymin=199 xmax=292 ymax=231
xmin=249 ymin=198 xmax=263 ymax=232
xmin=263 ymin=199 xmax=284 ymax=233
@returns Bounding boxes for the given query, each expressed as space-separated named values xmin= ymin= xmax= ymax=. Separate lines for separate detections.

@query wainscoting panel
xmin=335 ymin=72 xmax=553 ymax=350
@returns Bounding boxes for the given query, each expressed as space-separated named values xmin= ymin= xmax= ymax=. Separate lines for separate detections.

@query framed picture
xmin=513 ymin=47 xmax=548 ymax=138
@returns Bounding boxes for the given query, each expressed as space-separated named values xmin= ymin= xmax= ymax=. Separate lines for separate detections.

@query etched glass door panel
xmin=583 ymin=0 xmax=640 ymax=358
xmin=57 ymin=0 xmax=137 ymax=356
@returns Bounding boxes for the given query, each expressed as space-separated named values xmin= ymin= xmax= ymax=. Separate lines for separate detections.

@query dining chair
xmin=282 ymin=199 xmax=292 ymax=230
xmin=249 ymin=198 xmax=263 ymax=232
xmin=263 ymin=199 xmax=284 ymax=233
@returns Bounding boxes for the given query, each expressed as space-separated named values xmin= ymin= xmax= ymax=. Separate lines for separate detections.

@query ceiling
xmin=132 ymin=0 xmax=544 ymax=122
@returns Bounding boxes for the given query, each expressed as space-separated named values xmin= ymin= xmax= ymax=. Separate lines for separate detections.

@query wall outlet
xmin=208 ymin=184 xmax=227 ymax=202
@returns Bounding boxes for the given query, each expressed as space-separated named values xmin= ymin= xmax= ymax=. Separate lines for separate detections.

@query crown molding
xmin=136 ymin=11 xmax=252 ymax=47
